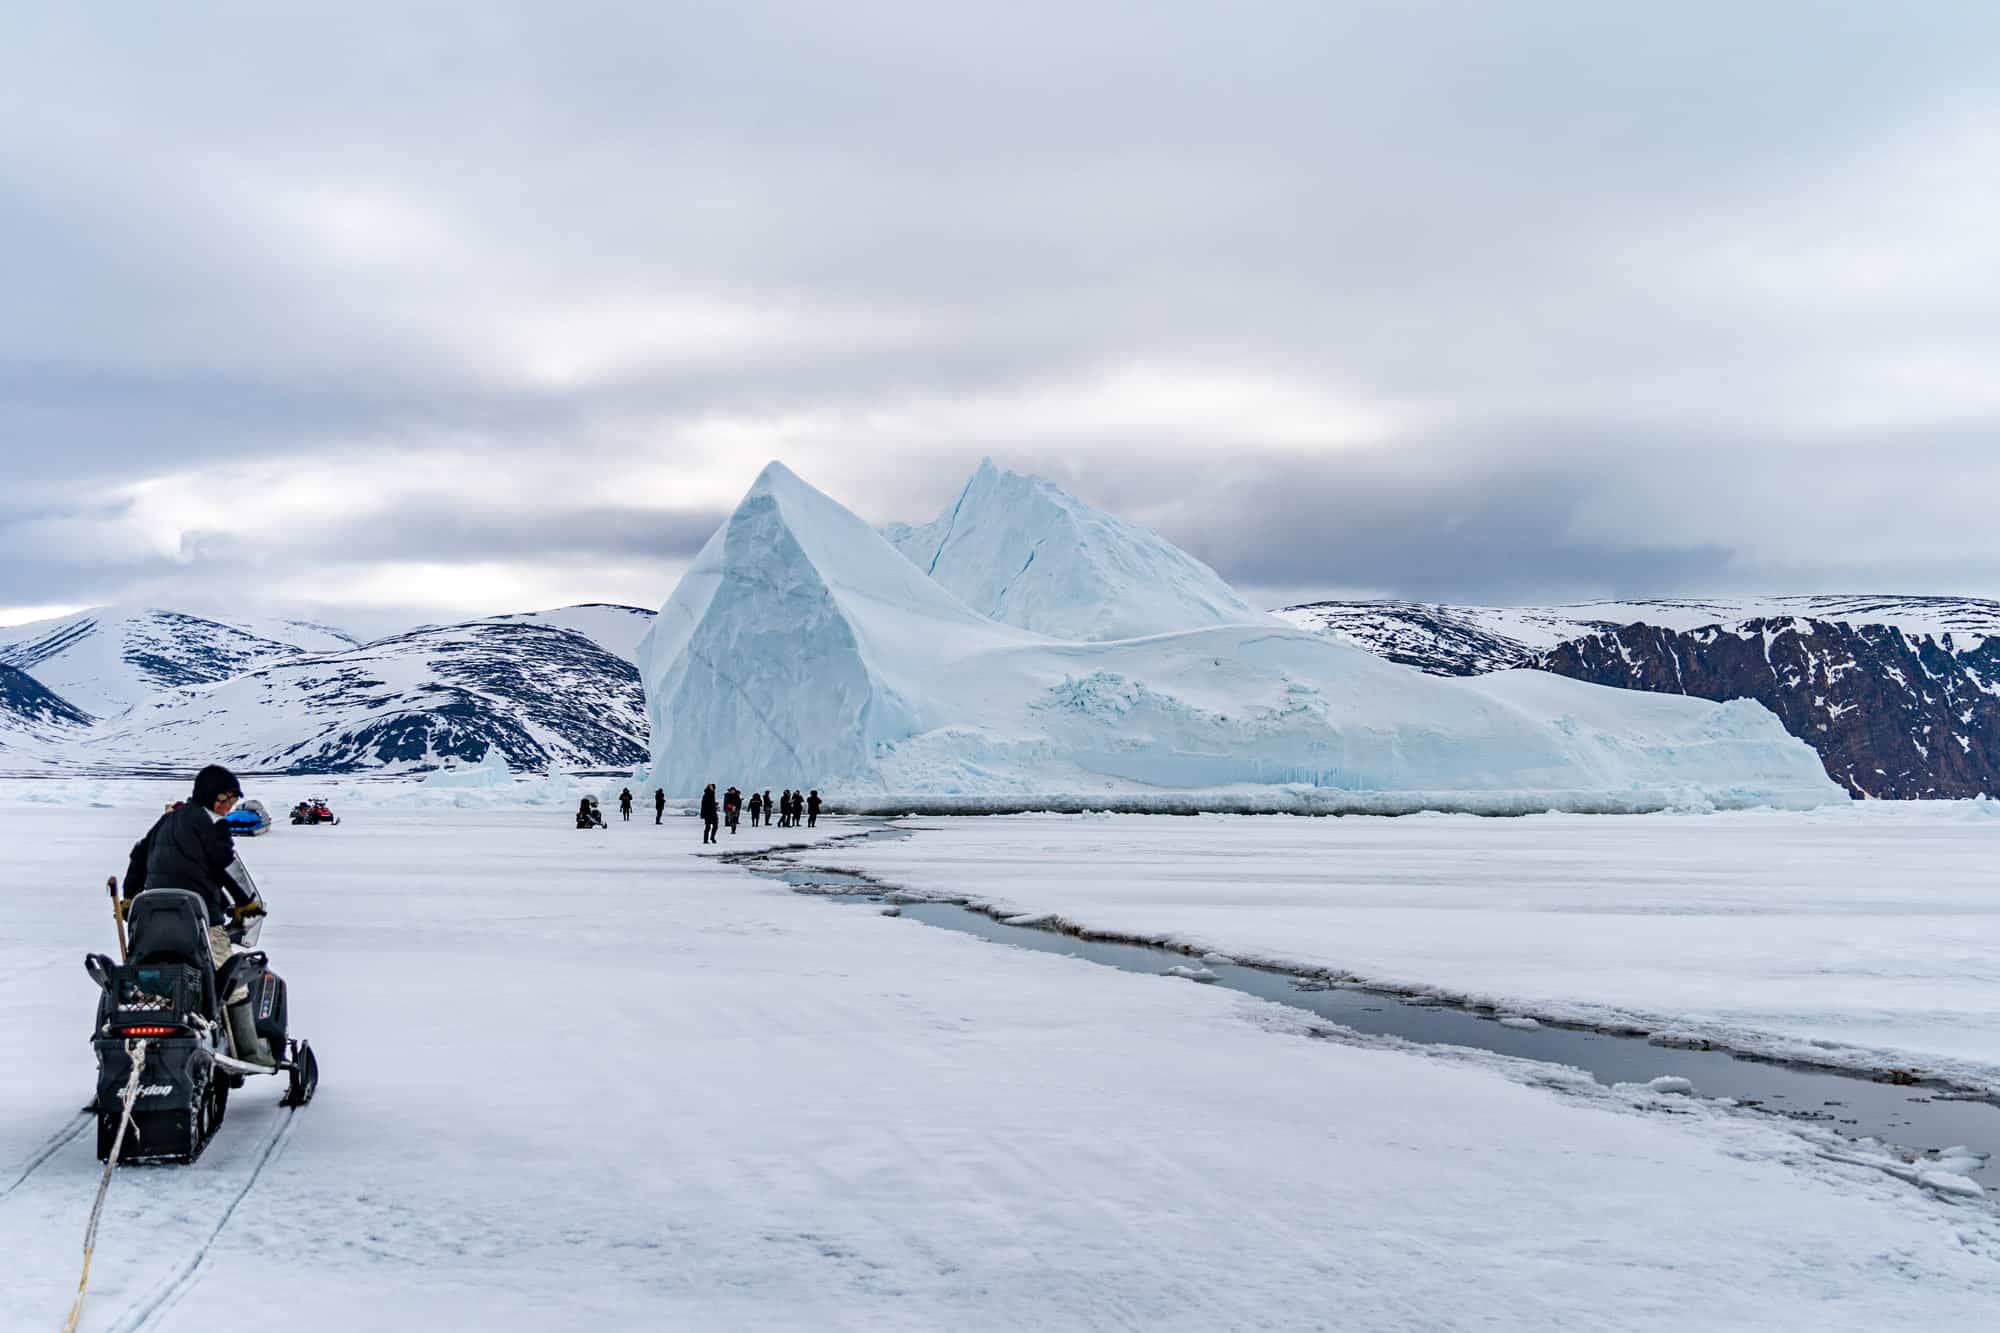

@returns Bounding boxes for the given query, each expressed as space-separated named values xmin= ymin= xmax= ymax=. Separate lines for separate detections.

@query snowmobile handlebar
xmin=227 ymin=899 xmax=267 ymax=947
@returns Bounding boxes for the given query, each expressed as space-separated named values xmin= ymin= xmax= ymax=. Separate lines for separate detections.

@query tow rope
xmin=62 ymin=1038 xmax=146 ymax=1333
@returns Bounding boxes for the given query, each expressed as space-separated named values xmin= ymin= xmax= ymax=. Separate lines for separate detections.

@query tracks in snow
xmin=105 ymin=1106 xmax=302 ymax=1333
xmin=0 ymin=1110 xmax=92 ymax=1202
xmin=3 ymin=1103 xmax=304 ymax=1329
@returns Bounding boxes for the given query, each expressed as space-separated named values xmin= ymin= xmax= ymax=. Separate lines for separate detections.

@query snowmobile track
xmin=0 ymin=1111 xmax=92 ymax=1202
xmin=106 ymin=1107 xmax=301 ymax=1333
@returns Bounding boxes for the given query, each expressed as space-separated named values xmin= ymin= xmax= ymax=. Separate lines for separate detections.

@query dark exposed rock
xmin=0 ymin=663 xmax=91 ymax=732
xmin=1279 ymin=600 xmax=1551 ymax=675
xmin=1536 ymin=619 xmax=2000 ymax=799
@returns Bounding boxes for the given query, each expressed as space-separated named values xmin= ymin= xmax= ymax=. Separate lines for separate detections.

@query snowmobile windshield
xmin=224 ymin=857 xmax=266 ymax=946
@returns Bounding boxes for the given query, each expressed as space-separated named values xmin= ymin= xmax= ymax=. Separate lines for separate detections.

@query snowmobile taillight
xmin=118 ymin=1024 xmax=177 ymax=1037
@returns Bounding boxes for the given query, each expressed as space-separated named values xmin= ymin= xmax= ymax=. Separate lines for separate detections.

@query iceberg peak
xmin=885 ymin=461 xmax=1276 ymax=641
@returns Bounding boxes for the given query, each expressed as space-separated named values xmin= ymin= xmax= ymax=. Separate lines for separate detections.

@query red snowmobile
xmin=290 ymin=797 xmax=339 ymax=826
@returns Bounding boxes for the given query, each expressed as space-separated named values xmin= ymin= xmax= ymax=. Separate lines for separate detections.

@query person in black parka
xmin=123 ymin=764 xmax=258 ymax=978
xmin=700 ymin=784 xmax=719 ymax=844
xmin=807 ymin=789 xmax=821 ymax=828
xmin=654 ymin=788 xmax=666 ymax=825
xmin=618 ymin=787 xmax=634 ymax=822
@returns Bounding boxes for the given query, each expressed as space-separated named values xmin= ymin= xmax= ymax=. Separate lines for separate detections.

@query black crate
xmin=110 ymin=962 xmax=204 ymax=1019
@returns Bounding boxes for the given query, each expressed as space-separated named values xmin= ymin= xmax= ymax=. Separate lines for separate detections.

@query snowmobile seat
xmin=127 ymin=888 xmax=215 ymax=969
xmin=110 ymin=888 xmax=222 ymax=1038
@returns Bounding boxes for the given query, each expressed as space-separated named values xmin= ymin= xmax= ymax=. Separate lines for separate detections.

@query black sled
xmin=86 ymin=888 xmax=318 ymax=1164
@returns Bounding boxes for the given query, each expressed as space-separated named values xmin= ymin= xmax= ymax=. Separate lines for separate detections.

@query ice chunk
xmin=422 ymin=747 xmax=514 ymax=788
xmin=1918 ymin=1170 xmax=1985 ymax=1199
xmin=1165 ymin=965 xmax=1219 ymax=982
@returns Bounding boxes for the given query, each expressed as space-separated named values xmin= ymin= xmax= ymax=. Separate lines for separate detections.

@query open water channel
xmin=730 ymin=826 xmax=1995 ymax=1187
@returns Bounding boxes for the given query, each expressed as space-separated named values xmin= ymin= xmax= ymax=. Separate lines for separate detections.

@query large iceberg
xmin=884 ymin=458 xmax=1273 ymax=640
xmin=638 ymin=463 xmax=1842 ymax=811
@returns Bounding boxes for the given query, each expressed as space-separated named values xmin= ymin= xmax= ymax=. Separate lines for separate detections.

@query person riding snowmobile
xmin=121 ymin=764 xmax=268 ymax=1055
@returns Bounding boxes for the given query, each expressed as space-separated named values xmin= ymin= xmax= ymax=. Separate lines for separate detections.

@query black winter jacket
xmin=123 ymin=802 xmax=246 ymax=925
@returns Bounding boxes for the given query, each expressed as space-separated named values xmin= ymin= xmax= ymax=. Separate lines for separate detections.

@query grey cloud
xmin=4 ymin=1 xmax=2000 ymax=620
xmin=258 ymin=502 xmax=730 ymax=568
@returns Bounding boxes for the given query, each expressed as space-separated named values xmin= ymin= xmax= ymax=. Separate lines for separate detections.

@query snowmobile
xmin=290 ymin=797 xmax=338 ymax=826
xmin=85 ymin=863 xmax=317 ymax=1164
xmin=221 ymin=797 xmax=273 ymax=837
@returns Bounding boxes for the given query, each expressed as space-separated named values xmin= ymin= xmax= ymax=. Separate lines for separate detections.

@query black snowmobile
xmin=84 ymin=867 xmax=317 ymax=1164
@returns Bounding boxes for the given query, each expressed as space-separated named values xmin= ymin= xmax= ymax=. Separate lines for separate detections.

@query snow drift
xmin=640 ymin=463 xmax=1842 ymax=810
xmin=884 ymin=458 xmax=1272 ymax=640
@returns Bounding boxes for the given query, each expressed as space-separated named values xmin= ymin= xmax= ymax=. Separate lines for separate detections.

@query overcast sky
xmin=4 ymin=1 xmax=1998 ymax=633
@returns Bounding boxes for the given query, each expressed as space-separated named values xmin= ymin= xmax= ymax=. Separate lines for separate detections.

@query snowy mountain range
xmin=0 ymin=604 xmax=653 ymax=776
xmin=1281 ymin=596 xmax=2000 ymax=798
xmin=1278 ymin=596 xmax=2000 ymax=676
xmin=0 ymin=607 xmax=357 ymax=718
xmin=638 ymin=461 xmax=1836 ymax=809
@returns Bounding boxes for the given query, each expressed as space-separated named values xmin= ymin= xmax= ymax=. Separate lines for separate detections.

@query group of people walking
xmin=580 ymin=784 xmax=821 ymax=840
xmin=698 ymin=785 xmax=820 ymax=843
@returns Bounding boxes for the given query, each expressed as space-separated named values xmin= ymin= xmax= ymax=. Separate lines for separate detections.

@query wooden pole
xmin=105 ymin=876 xmax=127 ymax=962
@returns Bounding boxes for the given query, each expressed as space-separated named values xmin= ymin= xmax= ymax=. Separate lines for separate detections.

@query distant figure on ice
xmin=764 ymin=790 xmax=775 ymax=828
xmin=724 ymin=785 xmax=742 ymax=834
xmin=618 ymin=787 xmax=633 ymax=822
xmin=775 ymin=789 xmax=790 ymax=828
xmin=789 ymin=790 xmax=803 ymax=826
xmin=700 ymin=784 xmax=719 ymax=843
xmin=807 ymin=790 xmax=821 ymax=828
xmin=748 ymin=790 xmax=763 ymax=827
xmin=576 ymin=796 xmax=606 ymax=829
xmin=654 ymin=788 xmax=666 ymax=824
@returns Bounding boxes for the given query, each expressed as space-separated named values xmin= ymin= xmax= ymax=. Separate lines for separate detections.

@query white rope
xmin=62 ymin=1038 xmax=147 ymax=1333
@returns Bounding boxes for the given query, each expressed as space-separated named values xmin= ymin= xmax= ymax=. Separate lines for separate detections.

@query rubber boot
xmin=227 ymin=997 xmax=274 ymax=1066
